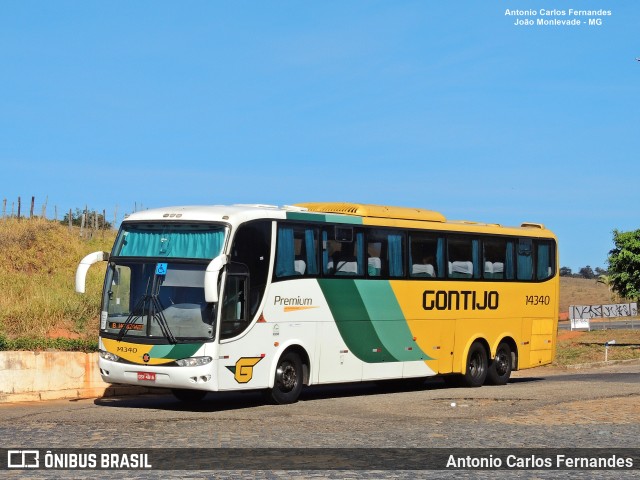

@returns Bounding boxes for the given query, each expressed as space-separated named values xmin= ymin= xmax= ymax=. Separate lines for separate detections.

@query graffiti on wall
xmin=569 ymin=303 xmax=638 ymax=320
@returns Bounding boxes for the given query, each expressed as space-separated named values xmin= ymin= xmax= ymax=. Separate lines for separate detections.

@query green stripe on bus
xmin=318 ymin=279 xmax=396 ymax=363
xmin=150 ymin=343 xmax=202 ymax=359
xmin=354 ymin=281 xmax=432 ymax=361
xmin=286 ymin=212 xmax=362 ymax=224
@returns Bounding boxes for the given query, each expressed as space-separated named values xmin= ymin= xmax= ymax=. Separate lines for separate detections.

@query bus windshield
xmin=102 ymin=260 xmax=216 ymax=342
xmin=103 ymin=222 xmax=227 ymax=342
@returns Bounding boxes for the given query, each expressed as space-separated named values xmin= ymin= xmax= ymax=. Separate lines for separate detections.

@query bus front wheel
xmin=486 ymin=342 xmax=512 ymax=386
xmin=265 ymin=351 xmax=303 ymax=405
xmin=461 ymin=342 xmax=488 ymax=388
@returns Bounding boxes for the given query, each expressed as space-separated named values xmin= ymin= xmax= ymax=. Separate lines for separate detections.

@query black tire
xmin=461 ymin=342 xmax=488 ymax=388
xmin=265 ymin=351 xmax=303 ymax=405
xmin=171 ymin=388 xmax=207 ymax=403
xmin=486 ymin=342 xmax=512 ymax=386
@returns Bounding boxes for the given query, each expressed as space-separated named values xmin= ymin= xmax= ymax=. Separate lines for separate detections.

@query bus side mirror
xmin=75 ymin=251 xmax=110 ymax=293
xmin=204 ymin=254 xmax=228 ymax=303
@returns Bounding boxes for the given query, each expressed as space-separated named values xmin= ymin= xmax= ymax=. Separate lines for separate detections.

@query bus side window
xmin=275 ymin=225 xmax=319 ymax=278
xmin=483 ymin=239 xmax=508 ymax=280
xmin=448 ymin=237 xmax=480 ymax=279
xmin=220 ymin=272 xmax=248 ymax=339
xmin=517 ymin=238 xmax=534 ymax=280
xmin=409 ymin=234 xmax=444 ymax=278
xmin=323 ymin=228 xmax=364 ymax=276
xmin=367 ymin=230 xmax=405 ymax=278
xmin=536 ymin=241 xmax=555 ymax=280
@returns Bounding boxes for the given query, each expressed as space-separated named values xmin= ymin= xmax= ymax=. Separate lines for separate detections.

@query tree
xmin=578 ymin=265 xmax=595 ymax=279
xmin=61 ymin=208 xmax=112 ymax=229
xmin=594 ymin=267 xmax=608 ymax=277
xmin=607 ymin=229 xmax=640 ymax=301
xmin=559 ymin=266 xmax=573 ymax=277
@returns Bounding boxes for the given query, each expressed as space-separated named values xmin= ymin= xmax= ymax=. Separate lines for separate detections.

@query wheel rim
xmin=469 ymin=351 xmax=485 ymax=379
xmin=276 ymin=361 xmax=297 ymax=392
xmin=494 ymin=350 xmax=510 ymax=376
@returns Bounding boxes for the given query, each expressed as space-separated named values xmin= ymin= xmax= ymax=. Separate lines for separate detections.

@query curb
xmin=0 ymin=351 xmax=167 ymax=404
xmin=560 ymin=358 xmax=640 ymax=370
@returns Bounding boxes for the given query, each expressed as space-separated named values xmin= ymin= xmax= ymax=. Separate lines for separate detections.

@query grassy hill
xmin=0 ymin=218 xmax=115 ymax=346
xmin=559 ymin=276 xmax=619 ymax=314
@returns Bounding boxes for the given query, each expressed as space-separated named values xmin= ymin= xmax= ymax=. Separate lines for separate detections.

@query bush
xmin=0 ymin=336 xmax=98 ymax=352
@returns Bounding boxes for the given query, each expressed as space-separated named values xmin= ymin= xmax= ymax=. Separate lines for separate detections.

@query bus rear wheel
xmin=461 ymin=342 xmax=488 ymax=388
xmin=171 ymin=388 xmax=207 ymax=403
xmin=265 ymin=351 xmax=303 ymax=405
xmin=486 ymin=342 xmax=512 ymax=386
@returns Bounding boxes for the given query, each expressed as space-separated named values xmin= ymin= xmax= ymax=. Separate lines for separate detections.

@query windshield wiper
xmin=116 ymin=277 xmax=150 ymax=341
xmin=117 ymin=275 xmax=177 ymax=344
xmin=148 ymin=294 xmax=177 ymax=344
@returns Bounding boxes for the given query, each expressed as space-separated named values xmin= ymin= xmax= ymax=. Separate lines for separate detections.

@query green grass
xmin=0 ymin=218 xmax=115 ymax=345
xmin=554 ymin=329 xmax=640 ymax=366
xmin=0 ymin=333 xmax=98 ymax=352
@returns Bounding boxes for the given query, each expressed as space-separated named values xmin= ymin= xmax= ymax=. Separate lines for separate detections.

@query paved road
xmin=1 ymin=360 xmax=639 ymax=479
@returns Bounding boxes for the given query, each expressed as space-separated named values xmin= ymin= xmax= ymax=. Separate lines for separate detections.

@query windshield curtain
xmin=114 ymin=224 xmax=225 ymax=259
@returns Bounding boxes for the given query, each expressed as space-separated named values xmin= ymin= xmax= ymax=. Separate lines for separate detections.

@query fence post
xmin=41 ymin=196 xmax=48 ymax=218
xmin=2 ymin=198 xmax=5 ymax=219
xmin=30 ymin=196 xmax=35 ymax=218
xmin=17 ymin=196 xmax=21 ymax=219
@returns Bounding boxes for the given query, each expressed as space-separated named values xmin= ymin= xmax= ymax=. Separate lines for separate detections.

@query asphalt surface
xmin=1 ymin=360 xmax=639 ymax=479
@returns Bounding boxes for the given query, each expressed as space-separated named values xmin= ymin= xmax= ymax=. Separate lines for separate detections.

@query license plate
xmin=137 ymin=372 xmax=156 ymax=381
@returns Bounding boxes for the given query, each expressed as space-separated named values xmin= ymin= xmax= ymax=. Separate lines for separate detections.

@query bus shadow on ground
xmin=92 ymin=377 xmax=463 ymax=412
xmin=505 ymin=377 xmax=546 ymax=384
xmin=91 ymin=376 xmax=553 ymax=413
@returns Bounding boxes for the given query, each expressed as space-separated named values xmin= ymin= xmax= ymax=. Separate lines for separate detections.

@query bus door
xmin=216 ymin=265 xmax=269 ymax=390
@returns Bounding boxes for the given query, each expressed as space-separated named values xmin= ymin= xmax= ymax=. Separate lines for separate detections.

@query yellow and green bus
xmin=76 ymin=202 xmax=558 ymax=404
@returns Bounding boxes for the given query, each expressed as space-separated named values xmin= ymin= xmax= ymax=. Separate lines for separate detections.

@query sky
xmin=1 ymin=1 xmax=638 ymax=272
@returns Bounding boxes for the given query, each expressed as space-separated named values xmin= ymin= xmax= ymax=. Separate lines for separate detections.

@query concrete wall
xmin=0 ymin=351 xmax=158 ymax=403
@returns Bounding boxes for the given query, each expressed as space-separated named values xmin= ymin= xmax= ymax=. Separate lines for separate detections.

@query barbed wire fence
xmin=1 ymin=196 xmax=132 ymax=238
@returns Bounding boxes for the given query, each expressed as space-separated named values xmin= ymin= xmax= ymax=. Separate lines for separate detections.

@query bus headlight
xmin=99 ymin=350 xmax=120 ymax=362
xmin=175 ymin=356 xmax=213 ymax=367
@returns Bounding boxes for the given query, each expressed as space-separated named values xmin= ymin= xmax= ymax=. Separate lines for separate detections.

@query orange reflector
xmin=413 ymin=337 xmax=417 ymax=341
xmin=257 ymin=314 xmax=267 ymax=323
